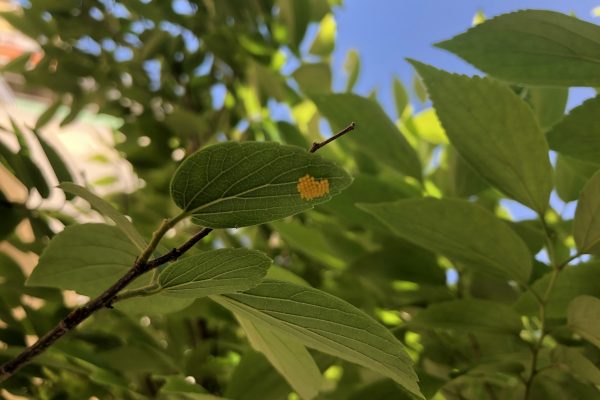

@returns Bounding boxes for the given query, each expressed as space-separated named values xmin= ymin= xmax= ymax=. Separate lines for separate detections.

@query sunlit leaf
xmin=410 ymin=60 xmax=552 ymax=213
xmin=309 ymin=13 xmax=336 ymax=56
xmin=360 ymin=198 xmax=532 ymax=283
xmin=292 ymin=63 xmax=332 ymax=94
xmin=312 ymin=93 xmax=422 ymax=180
xmin=436 ymin=10 xmax=600 ymax=86
xmin=393 ymin=78 xmax=409 ymax=119
xmin=344 ymin=49 xmax=360 ymax=92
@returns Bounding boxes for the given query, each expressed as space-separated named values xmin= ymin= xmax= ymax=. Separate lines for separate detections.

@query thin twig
xmin=309 ymin=122 xmax=356 ymax=153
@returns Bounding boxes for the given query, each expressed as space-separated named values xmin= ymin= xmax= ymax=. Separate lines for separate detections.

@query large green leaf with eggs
xmin=212 ymin=280 xmax=422 ymax=398
xmin=27 ymin=224 xmax=138 ymax=296
xmin=170 ymin=141 xmax=352 ymax=228
xmin=410 ymin=61 xmax=552 ymax=213
xmin=360 ymin=198 xmax=532 ymax=283
xmin=436 ymin=10 xmax=600 ymax=86
xmin=312 ymin=93 xmax=421 ymax=180
xmin=158 ymin=249 xmax=271 ymax=297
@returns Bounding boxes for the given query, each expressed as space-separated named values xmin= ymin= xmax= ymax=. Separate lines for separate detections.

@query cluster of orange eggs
xmin=297 ymin=174 xmax=330 ymax=200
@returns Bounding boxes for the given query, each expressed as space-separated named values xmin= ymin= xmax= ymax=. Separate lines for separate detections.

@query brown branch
xmin=0 ymin=122 xmax=354 ymax=382
xmin=0 ymin=227 xmax=213 ymax=382
xmin=309 ymin=122 xmax=356 ymax=153
xmin=146 ymin=228 xmax=213 ymax=269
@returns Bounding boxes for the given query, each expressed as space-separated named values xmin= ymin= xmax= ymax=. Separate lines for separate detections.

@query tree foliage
xmin=2 ymin=3 xmax=600 ymax=400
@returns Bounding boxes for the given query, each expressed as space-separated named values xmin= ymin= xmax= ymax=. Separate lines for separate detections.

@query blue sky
xmin=330 ymin=1 xmax=600 ymax=115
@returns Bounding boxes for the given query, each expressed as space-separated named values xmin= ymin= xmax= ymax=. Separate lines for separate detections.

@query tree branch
xmin=0 ymin=122 xmax=353 ymax=382
xmin=0 ymin=225 xmax=213 ymax=382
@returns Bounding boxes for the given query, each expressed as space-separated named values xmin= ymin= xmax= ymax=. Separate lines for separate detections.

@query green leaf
xmin=116 ymin=295 xmax=194 ymax=315
xmin=552 ymin=346 xmax=600 ymax=385
xmin=530 ymin=369 xmax=600 ymax=400
xmin=1 ymin=52 xmax=30 ymax=73
xmin=349 ymin=240 xmax=445 ymax=286
xmin=312 ymin=94 xmax=422 ymax=180
xmin=344 ymin=49 xmax=360 ymax=92
xmin=236 ymin=315 xmax=321 ymax=400
xmin=348 ymin=380 xmax=412 ymax=400
xmin=277 ymin=0 xmax=311 ymax=52
xmin=409 ymin=60 xmax=552 ymax=213
xmin=411 ymin=108 xmax=447 ymax=145
xmin=360 ymin=198 xmax=532 ymax=283
xmin=574 ymin=171 xmax=600 ymax=254
xmin=292 ymin=63 xmax=332 ymax=94
xmin=309 ymin=13 xmax=336 ymax=56
xmin=32 ymin=129 xmax=75 ymax=199
xmin=436 ymin=10 xmax=600 ymax=86
xmin=212 ymin=280 xmax=421 ymax=398
xmin=0 ymin=200 xmax=27 ymax=241
xmin=568 ymin=295 xmax=600 ymax=349
xmin=393 ymin=78 xmax=409 ymax=119
xmin=157 ymin=375 xmax=211 ymax=396
xmin=547 ymin=96 xmax=600 ymax=163
xmin=60 ymin=98 xmax=85 ymax=127
xmin=412 ymin=74 xmax=427 ymax=103
xmin=225 ymin=351 xmax=293 ymax=400
xmin=527 ymin=87 xmax=568 ymax=131
xmin=158 ymin=249 xmax=271 ymax=297
xmin=410 ymin=299 xmax=522 ymax=334
xmin=8 ymin=119 xmax=51 ymax=199
xmin=169 ymin=141 xmax=352 ymax=228
xmin=516 ymin=263 xmax=600 ymax=319
xmin=59 ymin=183 xmax=146 ymax=252
xmin=316 ymin=173 xmax=410 ymax=232
xmin=555 ymin=156 xmax=599 ymax=203
xmin=277 ymin=121 xmax=308 ymax=149
xmin=446 ymin=146 xmax=488 ymax=197
xmin=27 ymin=224 xmax=137 ymax=296
xmin=271 ymin=220 xmax=359 ymax=269
xmin=35 ymin=98 xmax=63 ymax=129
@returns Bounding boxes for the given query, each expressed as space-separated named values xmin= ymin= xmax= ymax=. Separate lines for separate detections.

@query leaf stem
xmin=112 ymin=282 xmax=162 ymax=303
